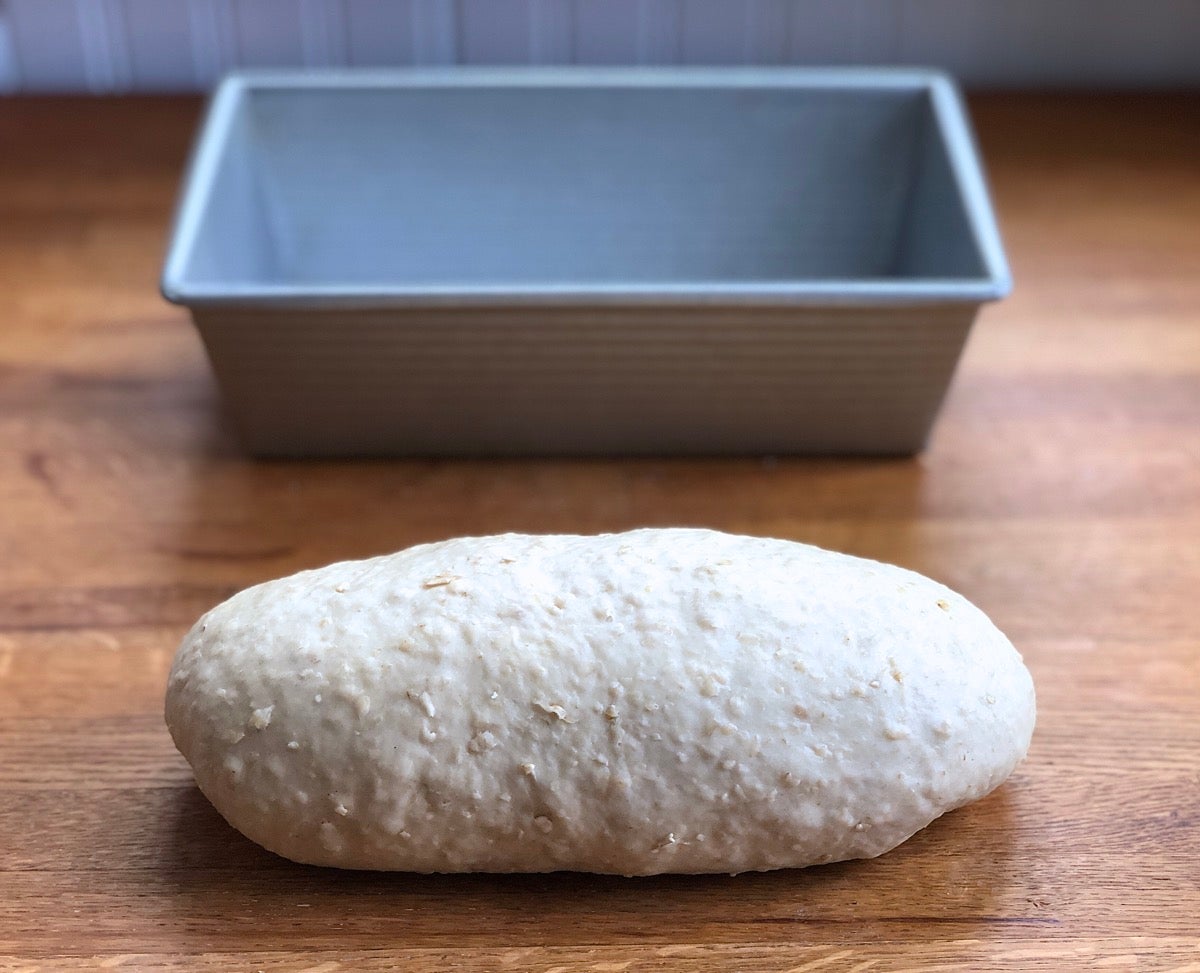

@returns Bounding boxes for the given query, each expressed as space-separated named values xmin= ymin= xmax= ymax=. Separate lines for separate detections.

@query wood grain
xmin=1 ymin=94 xmax=1199 ymax=971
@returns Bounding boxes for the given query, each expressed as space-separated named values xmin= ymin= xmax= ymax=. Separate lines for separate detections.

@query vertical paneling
xmin=574 ymin=0 xmax=640 ymax=64
xmin=680 ymin=0 xmax=748 ymax=64
xmin=3 ymin=0 xmax=1200 ymax=91
xmin=529 ymin=0 xmax=572 ymax=64
xmin=410 ymin=0 xmax=456 ymax=64
xmin=344 ymin=0 xmax=417 ymax=66
xmin=743 ymin=0 xmax=790 ymax=64
xmin=786 ymin=0 xmax=854 ymax=64
xmin=636 ymin=0 xmax=682 ymax=63
xmin=76 ymin=0 xmax=132 ymax=91
xmin=784 ymin=0 xmax=906 ymax=65
xmin=895 ymin=1 xmax=1043 ymax=87
xmin=187 ymin=0 xmax=236 ymax=86
xmin=890 ymin=0 xmax=1200 ymax=87
xmin=228 ymin=0 xmax=305 ymax=67
xmin=457 ymin=0 xmax=577 ymax=65
xmin=982 ymin=4 xmax=1069 ymax=87
xmin=457 ymin=0 xmax=532 ymax=64
xmin=120 ymin=0 xmax=196 ymax=91
xmin=0 ymin=8 xmax=19 ymax=92
xmin=848 ymin=0 xmax=902 ymax=64
xmin=6 ymin=0 xmax=90 ymax=91
xmin=299 ymin=0 xmax=348 ymax=66
xmin=1090 ymin=0 xmax=1200 ymax=87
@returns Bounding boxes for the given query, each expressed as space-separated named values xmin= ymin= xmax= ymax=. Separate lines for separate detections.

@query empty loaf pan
xmin=161 ymin=67 xmax=1010 ymax=457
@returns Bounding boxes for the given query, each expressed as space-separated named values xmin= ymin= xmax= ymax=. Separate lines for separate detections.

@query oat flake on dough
xmin=165 ymin=529 xmax=1035 ymax=875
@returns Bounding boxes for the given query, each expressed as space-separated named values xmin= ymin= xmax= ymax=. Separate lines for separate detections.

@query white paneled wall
xmin=2 ymin=0 xmax=1198 ymax=92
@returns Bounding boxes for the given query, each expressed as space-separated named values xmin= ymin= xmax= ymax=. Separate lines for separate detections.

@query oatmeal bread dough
xmin=165 ymin=529 xmax=1035 ymax=874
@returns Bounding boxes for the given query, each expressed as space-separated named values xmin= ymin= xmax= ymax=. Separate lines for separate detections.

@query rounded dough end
xmin=165 ymin=529 xmax=1035 ymax=874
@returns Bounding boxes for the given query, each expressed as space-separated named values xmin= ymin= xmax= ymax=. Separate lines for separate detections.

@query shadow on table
xmin=160 ymin=453 xmax=931 ymax=584
xmin=156 ymin=448 xmax=1006 ymax=952
xmin=162 ymin=782 xmax=1029 ymax=953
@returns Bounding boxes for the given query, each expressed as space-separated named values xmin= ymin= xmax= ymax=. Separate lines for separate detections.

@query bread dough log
xmin=165 ymin=529 xmax=1035 ymax=874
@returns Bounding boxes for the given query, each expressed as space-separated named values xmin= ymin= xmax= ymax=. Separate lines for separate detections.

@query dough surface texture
xmin=165 ymin=529 xmax=1035 ymax=874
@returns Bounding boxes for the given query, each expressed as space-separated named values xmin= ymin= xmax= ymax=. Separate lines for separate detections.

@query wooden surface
xmin=1 ymin=94 xmax=1199 ymax=972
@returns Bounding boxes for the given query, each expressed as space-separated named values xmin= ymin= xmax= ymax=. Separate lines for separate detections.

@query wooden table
xmin=2 ymin=93 xmax=1198 ymax=971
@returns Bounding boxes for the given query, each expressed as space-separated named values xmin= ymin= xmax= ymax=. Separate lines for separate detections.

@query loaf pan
xmin=161 ymin=67 xmax=1010 ymax=457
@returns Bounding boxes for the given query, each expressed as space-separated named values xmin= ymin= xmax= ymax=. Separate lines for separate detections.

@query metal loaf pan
xmin=162 ymin=68 xmax=1010 ymax=457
